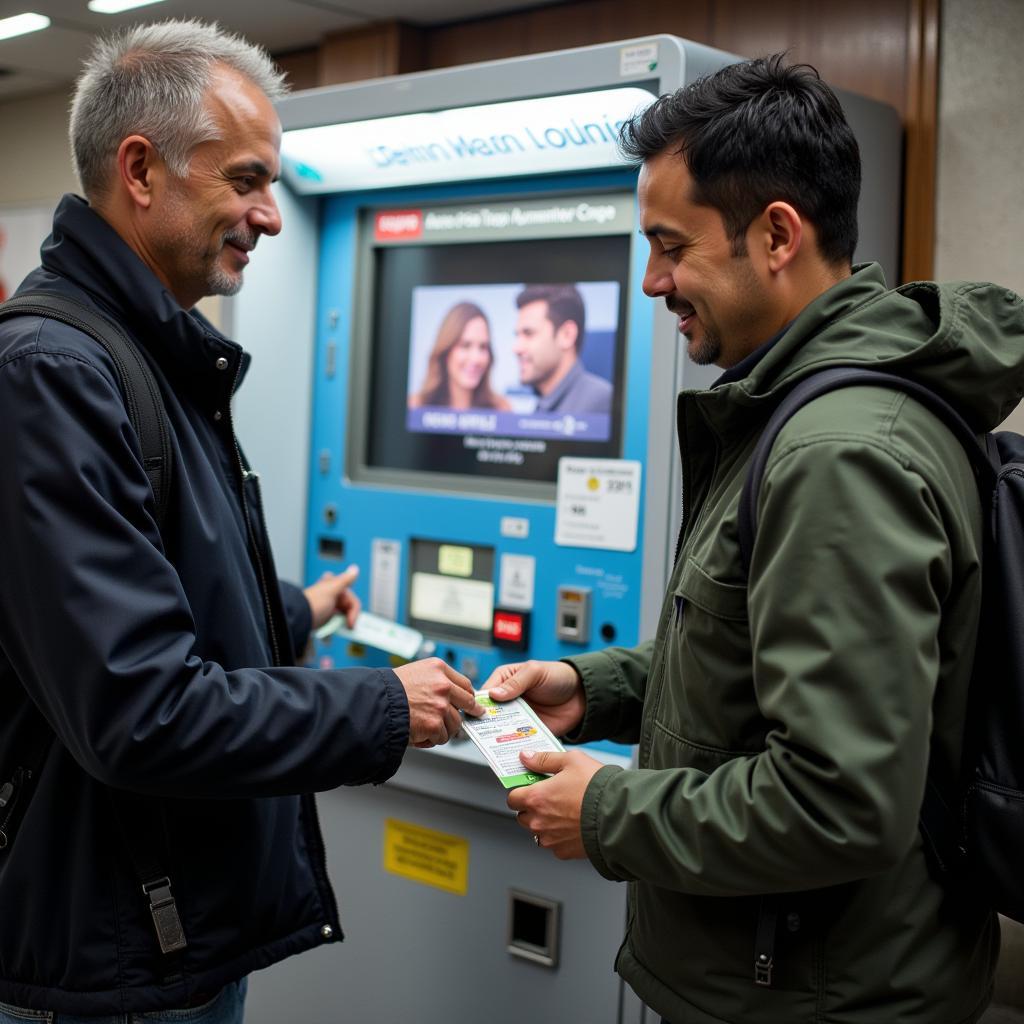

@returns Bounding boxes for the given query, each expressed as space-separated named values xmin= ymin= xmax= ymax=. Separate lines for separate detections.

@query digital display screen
xmin=362 ymin=230 xmax=631 ymax=486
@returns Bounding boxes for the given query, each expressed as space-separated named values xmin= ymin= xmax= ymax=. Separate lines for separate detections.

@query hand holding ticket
xmin=460 ymin=692 xmax=565 ymax=788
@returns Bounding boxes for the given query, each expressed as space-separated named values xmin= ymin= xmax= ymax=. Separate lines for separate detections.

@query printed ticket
xmin=460 ymin=693 xmax=564 ymax=788
xmin=315 ymin=610 xmax=425 ymax=661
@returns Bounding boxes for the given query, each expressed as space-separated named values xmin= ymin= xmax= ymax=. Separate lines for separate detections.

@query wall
xmin=934 ymin=0 xmax=1024 ymax=431
xmin=0 ymin=89 xmax=78 ymax=206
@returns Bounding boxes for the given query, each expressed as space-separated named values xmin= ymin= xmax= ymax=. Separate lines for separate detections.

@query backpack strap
xmin=0 ymin=291 xmax=172 ymax=527
xmin=736 ymin=365 xmax=999 ymax=885
xmin=737 ymin=366 xmax=996 ymax=577
xmin=0 ymin=291 xmax=186 ymax=958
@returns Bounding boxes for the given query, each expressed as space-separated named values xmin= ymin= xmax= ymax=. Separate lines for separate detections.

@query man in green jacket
xmin=485 ymin=54 xmax=1024 ymax=1023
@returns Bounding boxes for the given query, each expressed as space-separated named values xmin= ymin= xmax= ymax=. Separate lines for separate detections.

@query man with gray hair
xmin=0 ymin=19 xmax=480 ymax=1022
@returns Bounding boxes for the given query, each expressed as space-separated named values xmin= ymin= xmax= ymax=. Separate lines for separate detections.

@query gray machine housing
xmin=228 ymin=35 xmax=902 ymax=1024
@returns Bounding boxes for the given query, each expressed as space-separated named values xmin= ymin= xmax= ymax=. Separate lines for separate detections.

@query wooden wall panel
xmin=319 ymin=22 xmax=424 ymax=86
xmin=708 ymin=0 xmax=909 ymax=109
xmin=901 ymin=0 xmax=940 ymax=283
xmin=275 ymin=49 xmax=319 ymax=93
xmin=425 ymin=1 xmax=711 ymax=69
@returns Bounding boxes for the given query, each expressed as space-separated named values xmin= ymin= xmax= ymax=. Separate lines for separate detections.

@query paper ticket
xmin=315 ymin=610 xmax=426 ymax=661
xmin=459 ymin=693 xmax=564 ymax=788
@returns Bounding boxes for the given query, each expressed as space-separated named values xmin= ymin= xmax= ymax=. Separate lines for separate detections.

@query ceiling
xmin=0 ymin=0 xmax=547 ymax=100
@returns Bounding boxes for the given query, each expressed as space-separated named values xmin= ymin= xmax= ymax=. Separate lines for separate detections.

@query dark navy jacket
xmin=0 ymin=196 xmax=409 ymax=1013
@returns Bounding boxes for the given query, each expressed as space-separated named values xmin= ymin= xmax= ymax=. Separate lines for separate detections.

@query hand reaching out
xmin=482 ymin=660 xmax=586 ymax=737
xmin=393 ymin=658 xmax=484 ymax=747
xmin=304 ymin=565 xmax=361 ymax=630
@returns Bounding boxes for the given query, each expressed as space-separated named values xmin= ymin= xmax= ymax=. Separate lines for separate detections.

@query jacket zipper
xmin=754 ymin=896 xmax=779 ymax=986
xmin=303 ymin=793 xmax=342 ymax=933
xmin=0 ymin=766 xmax=31 ymax=849
xmin=222 ymin=361 xmax=339 ymax=935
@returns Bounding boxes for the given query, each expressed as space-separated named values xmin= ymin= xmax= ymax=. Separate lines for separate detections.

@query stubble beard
xmin=204 ymin=227 xmax=258 ymax=297
xmin=687 ymin=324 xmax=721 ymax=366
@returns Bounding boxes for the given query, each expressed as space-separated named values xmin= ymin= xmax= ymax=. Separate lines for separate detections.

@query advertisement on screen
xmin=405 ymin=281 xmax=620 ymax=444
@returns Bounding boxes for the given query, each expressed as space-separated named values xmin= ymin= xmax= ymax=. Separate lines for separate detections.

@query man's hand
xmin=483 ymin=660 xmax=586 ymax=737
xmin=507 ymin=750 xmax=604 ymax=860
xmin=304 ymin=565 xmax=361 ymax=630
xmin=393 ymin=658 xmax=484 ymax=747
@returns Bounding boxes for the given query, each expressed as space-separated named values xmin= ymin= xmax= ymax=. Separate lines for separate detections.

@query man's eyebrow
xmin=227 ymin=160 xmax=277 ymax=182
xmin=640 ymin=224 xmax=680 ymax=240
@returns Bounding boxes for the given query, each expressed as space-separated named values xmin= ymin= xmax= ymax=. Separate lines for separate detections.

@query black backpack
xmin=737 ymin=366 xmax=1024 ymax=924
xmin=0 ymin=291 xmax=186 ymax=956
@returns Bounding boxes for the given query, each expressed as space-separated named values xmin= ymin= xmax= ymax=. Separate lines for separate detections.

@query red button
xmin=493 ymin=612 xmax=524 ymax=643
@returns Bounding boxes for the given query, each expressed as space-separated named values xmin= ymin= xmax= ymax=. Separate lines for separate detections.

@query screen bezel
xmin=346 ymin=188 xmax=637 ymax=502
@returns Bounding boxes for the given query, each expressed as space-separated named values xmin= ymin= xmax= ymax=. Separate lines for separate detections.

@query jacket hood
xmin=706 ymin=263 xmax=1024 ymax=433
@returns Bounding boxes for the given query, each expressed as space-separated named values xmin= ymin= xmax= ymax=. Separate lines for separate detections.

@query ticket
xmin=315 ymin=610 xmax=426 ymax=661
xmin=459 ymin=693 xmax=564 ymax=788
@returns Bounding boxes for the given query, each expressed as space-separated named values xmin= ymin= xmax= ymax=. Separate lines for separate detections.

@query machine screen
xmin=362 ymin=230 xmax=631 ymax=486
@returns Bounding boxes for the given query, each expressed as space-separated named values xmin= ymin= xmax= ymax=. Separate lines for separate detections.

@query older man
xmin=488 ymin=55 xmax=1020 ymax=1023
xmin=0 ymin=20 xmax=479 ymax=1021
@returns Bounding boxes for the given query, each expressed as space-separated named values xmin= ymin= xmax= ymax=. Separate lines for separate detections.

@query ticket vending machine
xmin=230 ymin=36 xmax=902 ymax=1024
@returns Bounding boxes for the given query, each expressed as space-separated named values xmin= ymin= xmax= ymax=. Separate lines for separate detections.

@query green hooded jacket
xmin=567 ymin=264 xmax=1024 ymax=1023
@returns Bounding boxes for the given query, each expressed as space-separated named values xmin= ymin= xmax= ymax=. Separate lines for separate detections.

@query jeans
xmin=0 ymin=978 xmax=247 ymax=1024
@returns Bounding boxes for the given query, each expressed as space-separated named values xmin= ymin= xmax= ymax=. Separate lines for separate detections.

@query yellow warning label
xmin=383 ymin=818 xmax=469 ymax=895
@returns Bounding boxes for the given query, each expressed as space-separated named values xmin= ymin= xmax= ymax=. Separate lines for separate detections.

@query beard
xmin=687 ymin=323 xmax=722 ymax=366
xmin=155 ymin=183 xmax=257 ymax=304
xmin=666 ymin=298 xmax=722 ymax=366
xmin=205 ymin=226 xmax=258 ymax=297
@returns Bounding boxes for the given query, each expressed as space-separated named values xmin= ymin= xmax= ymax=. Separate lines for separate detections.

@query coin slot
xmin=318 ymin=536 xmax=345 ymax=560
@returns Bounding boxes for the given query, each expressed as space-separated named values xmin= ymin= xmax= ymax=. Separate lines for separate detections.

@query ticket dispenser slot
xmin=407 ymin=538 xmax=495 ymax=646
xmin=556 ymin=585 xmax=592 ymax=645
xmin=507 ymin=889 xmax=561 ymax=968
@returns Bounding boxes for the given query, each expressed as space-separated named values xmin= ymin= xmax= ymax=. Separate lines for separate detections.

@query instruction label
xmin=499 ymin=553 xmax=536 ymax=610
xmin=383 ymin=818 xmax=469 ymax=895
xmin=370 ymin=538 xmax=400 ymax=620
xmin=555 ymin=457 xmax=641 ymax=551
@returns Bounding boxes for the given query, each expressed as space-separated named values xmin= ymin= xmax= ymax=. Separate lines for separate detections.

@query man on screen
xmin=513 ymin=283 xmax=613 ymax=414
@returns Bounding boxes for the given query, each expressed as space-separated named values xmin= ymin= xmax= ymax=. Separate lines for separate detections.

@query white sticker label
xmin=500 ymin=516 xmax=530 ymax=539
xmin=620 ymin=42 xmax=658 ymax=77
xmin=370 ymin=539 xmax=401 ymax=620
xmin=499 ymin=554 xmax=536 ymax=610
xmin=555 ymin=458 xmax=642 ymax=552
xmin=409 ymin=572 xmax=494 ymax=631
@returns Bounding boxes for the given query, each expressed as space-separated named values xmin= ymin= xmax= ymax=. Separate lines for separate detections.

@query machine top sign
xmin=280 ymin=86 xmax=655 ymax=194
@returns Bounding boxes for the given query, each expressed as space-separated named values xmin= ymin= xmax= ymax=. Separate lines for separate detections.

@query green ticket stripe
xmin=500 ymin=771 xmax=546 ymax=789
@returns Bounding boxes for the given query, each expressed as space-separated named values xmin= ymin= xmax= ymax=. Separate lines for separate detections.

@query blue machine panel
xmin=305 ymin=171 xmax=654 ymax=758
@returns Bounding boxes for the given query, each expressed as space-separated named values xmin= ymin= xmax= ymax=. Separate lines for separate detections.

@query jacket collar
xmin=39 ymin=194 xmax=249 ymax=399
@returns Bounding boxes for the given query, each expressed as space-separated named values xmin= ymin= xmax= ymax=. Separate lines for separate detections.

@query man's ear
xmin=555 ymin=319 xmax=580 ymax=352
xmin=751 ymin=201 xmax=803 ymax=273
xmin=116 ymin=135 xmax=161 ymax=210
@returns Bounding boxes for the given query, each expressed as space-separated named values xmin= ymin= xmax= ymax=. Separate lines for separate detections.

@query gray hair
xmin=70 ymin=19 xmax=288 ymax=201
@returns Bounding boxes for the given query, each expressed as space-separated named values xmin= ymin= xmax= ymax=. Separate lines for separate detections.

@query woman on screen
xmin=409 ymin=301 xmax=512 ymax=411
